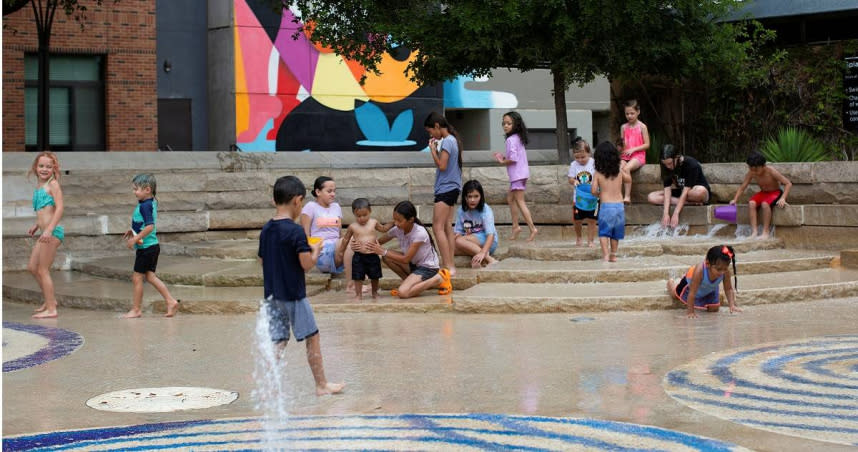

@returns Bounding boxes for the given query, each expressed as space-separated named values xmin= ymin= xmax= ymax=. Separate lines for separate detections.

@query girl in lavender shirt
xmin=300 ymin=176 xmax=358 ymax=294
xmin=494 ymin=111 xmax=538 ymax=241
xmin=367 ymin=201 xmax=452 ymax=298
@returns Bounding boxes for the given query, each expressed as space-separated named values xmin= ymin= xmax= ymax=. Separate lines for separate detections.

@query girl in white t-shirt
xmin=367 ymin=201 xmax=453 ymax=298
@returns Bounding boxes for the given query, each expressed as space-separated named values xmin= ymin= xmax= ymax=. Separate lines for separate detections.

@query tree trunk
xmin=37 ymin=30 xmax=50 ymax=151
xmin=552 ymin=69 xmax=570 ymax=164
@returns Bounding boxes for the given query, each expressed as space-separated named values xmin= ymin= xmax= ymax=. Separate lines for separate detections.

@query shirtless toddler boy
xmin=339 ymin=198 xmax=391 ymax=300
xmin=592 ymin=142 xmax=631 ymax=262
xmin=730 ymin=152 xmax=792 ymax=240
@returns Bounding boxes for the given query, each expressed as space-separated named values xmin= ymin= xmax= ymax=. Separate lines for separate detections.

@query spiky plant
xmin=761 ymin=127 xmax=829 ymax=162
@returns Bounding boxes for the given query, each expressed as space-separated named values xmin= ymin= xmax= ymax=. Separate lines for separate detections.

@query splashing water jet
xmin=252 ymin=299 xmax=290 ymax=450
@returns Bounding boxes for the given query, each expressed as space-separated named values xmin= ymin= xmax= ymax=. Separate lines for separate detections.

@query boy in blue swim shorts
xmin=259 ymin=175 xmax=344 ymax=396
xmin=591 ymin=141 xmax=631 ymax=262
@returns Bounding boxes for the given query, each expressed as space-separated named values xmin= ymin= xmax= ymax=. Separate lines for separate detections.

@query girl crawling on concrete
xmin=667 ymin=245 xmax=742 ymax=318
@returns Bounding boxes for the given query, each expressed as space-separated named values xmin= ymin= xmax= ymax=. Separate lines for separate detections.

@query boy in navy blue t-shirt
xmin=258 ymin=175 xmax=344 ymax=396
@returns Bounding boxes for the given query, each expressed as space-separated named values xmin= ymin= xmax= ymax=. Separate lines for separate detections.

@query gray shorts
xmin=264 ymin=297 xmax=319 ymax=342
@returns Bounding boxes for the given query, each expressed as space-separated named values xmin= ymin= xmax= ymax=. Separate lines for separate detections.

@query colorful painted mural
xmin=233 ymin=1 xmax=517 ymax=152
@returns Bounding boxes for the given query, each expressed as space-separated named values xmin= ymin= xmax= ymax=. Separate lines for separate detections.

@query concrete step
xmin=454 ymin=268 xmax=858 ymax=313
xmin=507 ymin=237 xmax=784 ymax=260
xmin=478 ymin=249 xmax=837 ymax=284
xmin=1 ymin=270 xmax=453 ymax=315
xmin=69 ymin=254 xmax=480 ymax=290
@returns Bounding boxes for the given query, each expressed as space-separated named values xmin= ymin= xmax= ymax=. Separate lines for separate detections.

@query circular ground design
xmin=2 ymin=414 xmax=747 ymax=451
xmin=2 ymin=322 xmax=84 ymax=372
xmin=664 ymin=335 xmax=858 ymax=446
xmin=86 ymin=387 xmax=240 ymax=413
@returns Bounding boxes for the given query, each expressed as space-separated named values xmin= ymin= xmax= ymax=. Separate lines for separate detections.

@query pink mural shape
xmin=274 ymin=9 xmax=318 ymax=92
xmin=234 ymin=0 xmax=285 ymax=143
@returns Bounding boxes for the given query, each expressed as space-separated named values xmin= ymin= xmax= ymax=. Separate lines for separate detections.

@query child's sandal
xmin=438 ymin=268 xmax=453 ymax=295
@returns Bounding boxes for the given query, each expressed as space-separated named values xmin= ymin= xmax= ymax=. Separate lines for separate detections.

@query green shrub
xmin=761 ymin=127 xmax=829 ymax=162
xmin=647 ymin=130 xmax=665 ymax=164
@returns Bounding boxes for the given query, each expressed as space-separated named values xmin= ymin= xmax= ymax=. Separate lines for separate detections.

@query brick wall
xmin=2 ymin=0 xmax=157 ymax=151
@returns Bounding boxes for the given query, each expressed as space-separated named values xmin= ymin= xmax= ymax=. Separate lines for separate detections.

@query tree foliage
xmin=271 ymin=0 xmax=765 ymax=161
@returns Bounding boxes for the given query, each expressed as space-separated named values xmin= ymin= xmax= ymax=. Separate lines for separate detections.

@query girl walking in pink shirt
xmin=494 ymin=111 xmax=538 ymax=241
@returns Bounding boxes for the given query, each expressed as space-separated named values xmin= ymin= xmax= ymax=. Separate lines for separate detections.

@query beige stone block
xmin=769 ymin=162 xmax=814 ymax=184
xmin=2 ymin=174 xmax=34 ymax=202
xmin=330 ymin=168 xmax=409 ymax=188
xmin=205 ymin=190 xmax=272 ymax=210
xmin=468 ymin=166 xmax=511 ymax=185
xmin=209 ymin=209 xmax=270 ymax=229
xmin=410 ymin=187 xmax=436 ymax=205
xmin=813 ymin=162 xmax=858 ymax=183
xmin=776 ymin=226 xmax=858 ymax=250
xmin=790 ymin=183 xmax=858 ymax=205
xmin=337 ymin=186 xmax=409 ymax=206
xmin=703 ymin=163 xmax=746 ymax=184
xmin=727 ymin=204 xmax=802 ymax=226
xmin=632 ymin=165 xmax=662 ymax=184
xmin=58 ymin=173 xmax=137 ymax=195
xmin=106 ymin=212 xmax=208 ymax=234
xmin=841 ymin=250 xmax=858 ymax=269
xmin=803 ymin=205 xmax=858 ymax=227
xmin=529 ymin=166 xmax=561 ymax=185
xmin=204 ymin=172 xmax=268 ymax=192
xmin=409 ymin=167 xmax=437 ymax=187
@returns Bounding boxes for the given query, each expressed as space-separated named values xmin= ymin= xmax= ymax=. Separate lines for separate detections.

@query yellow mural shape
xmin=234 ymin=25 xmax=250 ymax=136
xmin=312 ymin=53 xmax=369 ymax=111
xmin=362 ymin=52 xmax=421 ymax=103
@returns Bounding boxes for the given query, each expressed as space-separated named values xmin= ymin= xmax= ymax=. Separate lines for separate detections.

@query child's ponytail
xmin=706 ymin=245 xmax=738 ymax=290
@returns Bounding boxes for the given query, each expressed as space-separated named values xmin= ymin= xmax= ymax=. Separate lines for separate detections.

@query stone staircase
xmin=4 ymin=228 xmax=858 ymax=315
xmin=455 ymin=238 xmax=858 ymax=313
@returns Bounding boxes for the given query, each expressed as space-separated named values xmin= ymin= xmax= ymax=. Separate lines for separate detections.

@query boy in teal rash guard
xmin=122 ymin=173 xmax=180 ymax=318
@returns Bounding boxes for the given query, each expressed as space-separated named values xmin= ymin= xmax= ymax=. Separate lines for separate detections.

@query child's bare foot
xmin=486 ymin=256 xmax=499 ymax=266
xmin=609 ymin=252 xmax=617 ymax=262
xmin=527 ymin=228 xmax=538 ymax=242
xmin=33 ymin=303 xmax=47 ymax=313
xmin=32 ymin=309 xmax=57 ymax=319
xmin=602 ymin=255 xmax=610 ymax=262
xmin=510 ymin=226 xmax=522 ymax=241
xmin=371 ymin=291 xmax=379 ymax=300
xmin=165 ymin=299 xmax=180 ymax=317
xmin=666 ymin=279 xmax=679 ymax=301
xmin=587 ymin=241 xmax=595 ymax=248
xmin=575 ymin=238 xmax=583 ymax=247
xmin=471 ymin=260 xmax=482 ymax=269
xmin=122 ymin=309 xmax=142 ymax=319
xmin=759 ymin=232 xmax=770 ymax=240
xmin=316 ymin=382 xmax=345 ymax=396
xmin=623 ymin=197 xmax=631 ymax=205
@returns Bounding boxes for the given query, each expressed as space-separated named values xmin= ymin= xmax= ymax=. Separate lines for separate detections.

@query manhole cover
xmin=86 ymin=387 xmax=238 ymax=413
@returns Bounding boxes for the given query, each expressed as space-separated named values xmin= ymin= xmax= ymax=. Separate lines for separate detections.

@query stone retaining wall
xmin=4 ymin=152 xmax=858 ymax=251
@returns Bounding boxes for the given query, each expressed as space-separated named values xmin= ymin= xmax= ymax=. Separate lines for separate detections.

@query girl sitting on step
xmin=667 ymin=245 xmax=742 ymax=319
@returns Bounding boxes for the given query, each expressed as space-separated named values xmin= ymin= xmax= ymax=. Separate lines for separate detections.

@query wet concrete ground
xmin=3 ymin=298 xmax=857 ymax=451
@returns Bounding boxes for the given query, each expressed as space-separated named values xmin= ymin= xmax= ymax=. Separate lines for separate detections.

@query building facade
xmin=2 ymin=0 xmax=158 ymax=152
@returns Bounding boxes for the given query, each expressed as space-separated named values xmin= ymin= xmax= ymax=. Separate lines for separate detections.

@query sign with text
xmin=845 ymin=56 xmax=858 ymax=131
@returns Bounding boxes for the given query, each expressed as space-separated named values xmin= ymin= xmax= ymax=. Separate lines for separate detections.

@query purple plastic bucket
xmin=713 ymin=205 xmax=737 ymax=223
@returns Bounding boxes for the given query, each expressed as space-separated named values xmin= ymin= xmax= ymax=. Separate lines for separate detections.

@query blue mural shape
xmin=2 ymin=414 xmax=744 ymax=451
xmin=355 ymin=102 xmax=416 ymax=146
xmin=3 ymin=322 xmax=84 ymax=372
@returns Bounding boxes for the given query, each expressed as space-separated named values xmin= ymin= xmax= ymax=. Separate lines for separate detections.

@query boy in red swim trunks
xmin=730 ymin=152 xmax=792 ymax=240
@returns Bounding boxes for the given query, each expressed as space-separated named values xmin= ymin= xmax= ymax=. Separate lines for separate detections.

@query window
xmin=25 ymin=54 xmax=105 ymax=151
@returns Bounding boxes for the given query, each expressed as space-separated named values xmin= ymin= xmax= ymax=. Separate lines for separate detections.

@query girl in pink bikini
xmin=620 ymin=99 xmax=650 ymax=204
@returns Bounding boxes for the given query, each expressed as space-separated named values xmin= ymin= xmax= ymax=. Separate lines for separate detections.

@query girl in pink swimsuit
xmin=620 ymin=99 xmax=650 ymax=204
